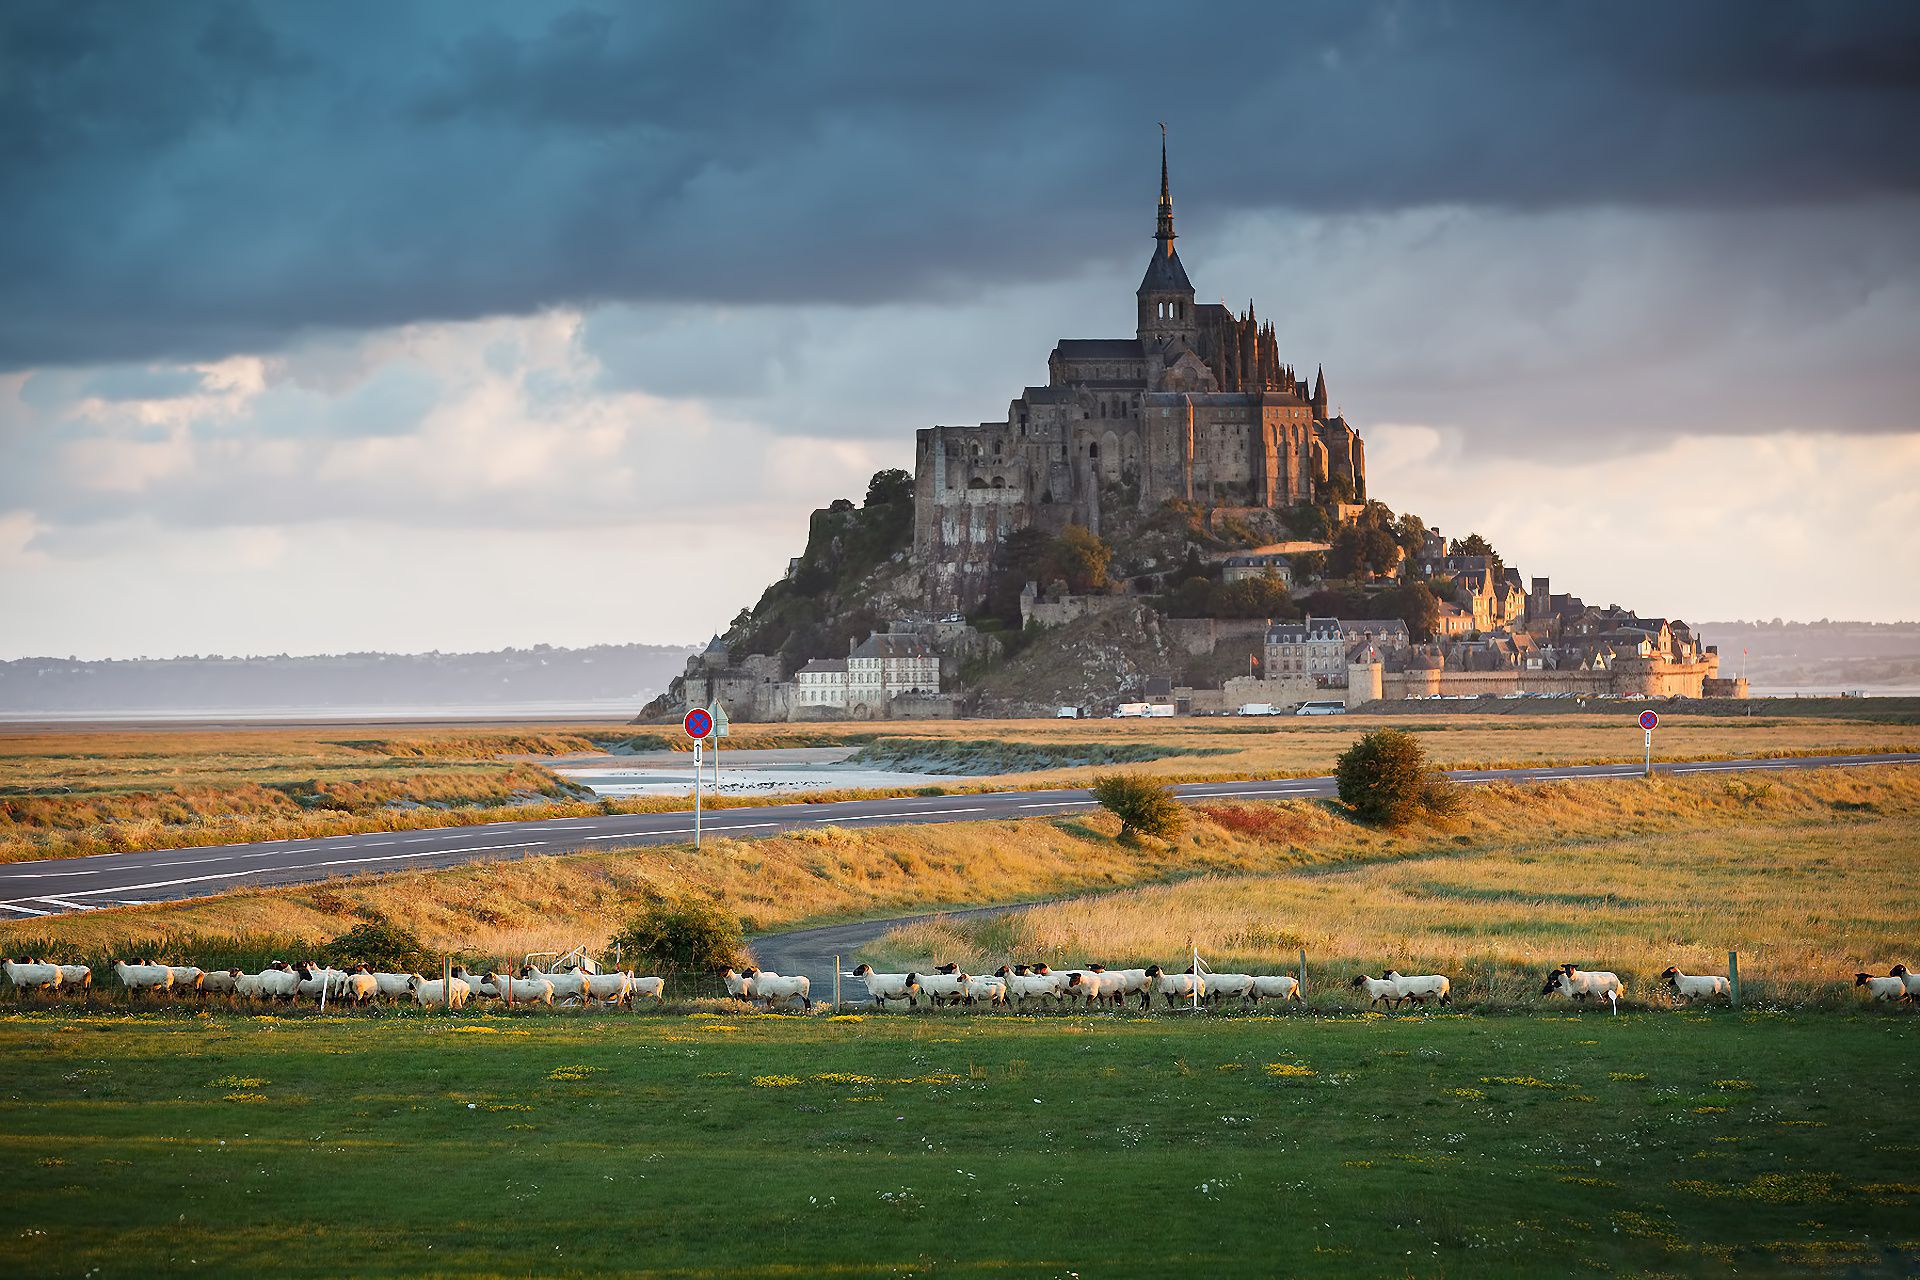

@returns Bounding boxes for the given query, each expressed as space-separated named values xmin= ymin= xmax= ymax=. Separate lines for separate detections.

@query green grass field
xmin=5 ymin=1009 xmax=1916 ymax=1277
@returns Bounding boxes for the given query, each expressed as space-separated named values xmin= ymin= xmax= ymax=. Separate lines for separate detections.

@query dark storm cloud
xmin=2 ymin=1 xmax=1917 ymax=370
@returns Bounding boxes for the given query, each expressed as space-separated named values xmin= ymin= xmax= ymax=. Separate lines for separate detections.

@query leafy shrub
xmin=610 ymin=896 xmax=743 ymax=975
xmin=1335 ymin=729 xmax=1457 ymax=826
xmin=322 ymin=919 xmax=430 ymax=971
xmin=1090 ymin=773 xmax=1185 ymax=842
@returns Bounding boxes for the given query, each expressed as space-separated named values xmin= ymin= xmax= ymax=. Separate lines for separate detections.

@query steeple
xmin=1312 ymin=364 xmax=1329 ymax=416
xmin=1156 ymin=122 xmax=1176 ymax=245
xmin=1137 ymin=125 xmax=1195 ymax=348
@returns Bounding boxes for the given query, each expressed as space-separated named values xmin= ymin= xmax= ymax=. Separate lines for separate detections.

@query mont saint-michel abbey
xmin=913 ymin=139 xmax=1367 ymax=611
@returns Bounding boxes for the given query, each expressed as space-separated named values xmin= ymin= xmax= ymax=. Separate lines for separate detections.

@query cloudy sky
xmin=3 ymin=2 xmax=1918 ymax=659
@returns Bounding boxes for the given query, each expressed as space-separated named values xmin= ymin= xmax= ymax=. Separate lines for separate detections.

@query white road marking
xmin=809 ymin=807 xmax=987 ymax=823
xmin=1016 ymin=800 xmax=1096 ymax=809
xmin=38 ymin=896 xmax=98 ymax=911
xmin=1179 ymin=787 xmax=1319 ymax=799
xmin=0 ymin=901 xmax=49 ymax=916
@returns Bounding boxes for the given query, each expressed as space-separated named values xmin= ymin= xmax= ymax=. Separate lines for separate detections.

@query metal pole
xmin=1644 ymin=729 xmax=1652 ymax=778
xmin=834 ymin=953 xmax=841 ymax=1013
xmin=693 ymin=741 xmax=703 ymax=849
xmin=1728 ymin=949 xmax=1741 ymax=1009
xmin=1191 ymin=945 xmax=1200 ymax=1011
xmin=318 ymin=964 xmax=328 ymax=1013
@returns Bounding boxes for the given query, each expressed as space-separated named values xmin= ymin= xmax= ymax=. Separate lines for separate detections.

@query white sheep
xmin=236 ymin=965 xmax=300 ymax=1003
xmin=1348 ymin=974 xmax=1402 ymax=1009
xmin=1145 ymin=964 xmax=1204 ymax=1007
xmin=1203 ymin=973 xmax=1259 ymax=1008
xmin=112 ymin=960 xmax=175 ymax=995
xmin=1250 ymin=975 xmax=1303 ymax=1005
xmin=448 ymin=967 xmax=494 ymax=999
xmin=3 ymin=958 xmax=63 ymax=995
xmin=851 ymin=964 xmax=920 ymax=1008
xmin=339 ymin=967 xmax=381 ymax=1005
xmin=200 ymin=969 xmax=242 ymax=998
xmin=741 ymin=968 xmax=810 ymax=1010
xmin=581 ymin=971 xmax=634 ymax=1005
xmin=1084 ymin=965 xmax=1152 ymax=1008
xmin=624 ymin=974 xmax=666 ymax=1004
xmin=408 ymin=975 xmax=470 ymax=1009
xmin=911 ymin=972 xmax=970 ymax=1008
xmin=1888 ymin=964 xmax=1920 ymax=1000
xmin=962 ymin=973 xmax=1007 ymax=1006
xmin=166 ymin=966 xmax=207 ymax=997
xmin=1064 ymin=970 xmax=1120 ymax=1008
xmin=293 ymin=964 xmax=345 ymax=1001
xmin=1383 ymin=970 xmax=1452 ymax=1007
xmin=522 ymin=965 xmax=592 ymax=1005
xmin=993 ymin=965 xmax=1061 ymax=1008
xmin=1660 ymin=967 xmax=1730 ymax=1004
xmin=488 ymin=971 xmax=554 ymax=1007
xmin=1542 ymin=964 xmax=1624 ymax=1009
xmin=717 ymin=966 xmax=753 ymax=1002
xmin=1856 ymin=973 xmax=1909 ymax=1003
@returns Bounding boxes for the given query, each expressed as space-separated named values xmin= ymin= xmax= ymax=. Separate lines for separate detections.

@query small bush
xmin=1090 ymin=774 xmax=1185 ymax=842
xmin=321 ymin=919 xmax=430 ymax=972
xmin=1335 ymin=729 xmax=1456 ymax=826
xmin=610 ymin=896 xmax=743 ymax=975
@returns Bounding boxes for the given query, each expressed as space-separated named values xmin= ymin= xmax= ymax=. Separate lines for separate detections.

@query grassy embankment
xmin=1 ymin=1011 xmax=1916 ymax=1277
xmin=3 ymin=714 xmax=1916 ymax=864
xmin=5 ymin=766 xmax=1916 ymax=1008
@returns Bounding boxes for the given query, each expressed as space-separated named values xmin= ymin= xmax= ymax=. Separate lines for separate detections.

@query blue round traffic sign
xmin=1638 ymin=710 xmax=1659 ymax=731
xmin=684 ymin=708 xmax=714 ymax=739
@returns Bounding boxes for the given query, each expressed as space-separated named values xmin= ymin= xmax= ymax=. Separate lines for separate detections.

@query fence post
xmin=444 ymin=955 xmax=452 ymax=1014
xmin=834 ymin=953 xmax=841 ymax=1013
xmin=1298 ymin=949 xmax=1307 ymax=995
xmin=1728 ymin=949 xmax=1741 ymax=1009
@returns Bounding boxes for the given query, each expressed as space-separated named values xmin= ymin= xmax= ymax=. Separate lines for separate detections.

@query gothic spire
xmin=1155 ymin=122 xmax=1176 ymax=244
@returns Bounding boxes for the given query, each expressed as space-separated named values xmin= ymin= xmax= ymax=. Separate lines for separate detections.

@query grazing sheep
xmin=993 ymin=965 xmax=1061 ymax=1008
xmin=1349 ymin=974 xmax=1403 ymax=1009
xmin=521 ymin=965 xmax=592 ymax=1005
xmin=407 ymin=975 xmax=470 ymax=1009
xmin=292 ymin=963 xmax=347 ymax=1001
xmin=1383 ymin=970 xmax=1452 ymax=1007
xmin=1542 ymin=964 xmax=1624 ymax=1008
xmin=161 ymin=966 xmax=206 ymax=998
xmin=1660 ymin=967 xmax=1731 ymax=1004
xmin=716 ymin=966 xmax=753 ymax=1003
xmin=340 ymin=966 xmax=381 ymax=1006
xmin=741 ymin=968 xmax=810 ymax=1010
xmin=912 ymin=972 xmax=971 ymax=1008
xmin=932 ymin=962 xmax=962 ymax=975
xmin=1145 ymin=964 xmax=1204 ymax=1008
xmin=1203 ymin=973 xmax=1259 ymax=1008
xmin=371 ymin=971 xmax=419 ymax=1001
xmin=112 ymin=960 xmax=175 ymax=995
xmin=3 ymin=958 xmax=63 ymax=996
xmin=53 ymin=963 xmax=92 ymax=994
xmin=579 ymin=971 xmax=633 ymax=1006
xmin=962 ymin=973 xmax=1007 ymax=1006
xmin=199 ymin=969 xmax=242 ymax=998
xmin=242 ymin=965 xmax=301 ymax=1003
xmin=623 ymin=974 xmax=666 ymax=1004
xmin=448 ymin=967 xmax=494 ymax=999
xmin=1064 ymin=970 xmax=1129 ymax=1008
xmin=851 ymin=964 xmax=920 ymax=1009
xmin=1250 ymin=975 xmax=1303 ymax=1005
xmin=1889 ymin=965 xmax=1920 ymax=1000
xmin=487 ymin=972 xmax=554 ymax=1007
xmin=1856 ymin=973 xmax=1909 ymax=1003
xmin=1083 ymin=965 xmax=1152 ymax=1009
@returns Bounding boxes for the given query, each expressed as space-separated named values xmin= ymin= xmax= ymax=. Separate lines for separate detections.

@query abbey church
xmin=913 ymin=136 xmax=1368 ymax=611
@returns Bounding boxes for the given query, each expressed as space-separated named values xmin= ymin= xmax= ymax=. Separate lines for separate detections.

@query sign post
xmin=684 ymin=708 xmax=714 ymax=847
xmin=1639 ymin=709 xmax=1660 ymax=777
xmin=707 ymin=701 xmax=730 ymax=790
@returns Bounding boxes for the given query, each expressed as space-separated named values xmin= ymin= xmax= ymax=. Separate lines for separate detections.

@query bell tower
xmin=1135 ymin=125 xmax=1196 ymax=353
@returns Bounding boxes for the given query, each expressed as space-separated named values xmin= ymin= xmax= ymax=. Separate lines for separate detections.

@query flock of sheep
xmin=0 ymin=956 xmax=664 ymax=1008
xmin=7 ymin=954 xmax=1920 ymax=1012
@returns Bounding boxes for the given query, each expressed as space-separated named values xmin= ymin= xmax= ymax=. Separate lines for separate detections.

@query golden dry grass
xmin=2 ymin=713 xmax=1914 ymax=864
xmin=7 ymin=763 xmax=1916 ymax=1006
xmin=870 ymin=769 xmax=1920 ymax=1006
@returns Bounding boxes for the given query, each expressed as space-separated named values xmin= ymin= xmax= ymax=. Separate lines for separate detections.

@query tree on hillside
xmin=1210 ymin=574 xmax=1299 ymax=620
xmin=611 ymin=895 xmax=743 ymax=975
xmin=1390 ymin=581 xmax=1440 ymax=642
xmin=864 ymin=468 xmax=913 ymax=507
xmin=1049 ymin=525 xmax=1113 ymax=592
xmin=1451 ymin=533 xmax=1504 ymax=574
xmin=1394 ymin=512 xmax=1432 ymax=564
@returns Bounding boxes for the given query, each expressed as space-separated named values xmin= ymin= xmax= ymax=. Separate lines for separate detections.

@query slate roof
xmin=850 ymin=633 xmax=934 ymax=660
xmin=797 ymin=658 xmax=846 ymax=675
xmin=1138 ymin=243 xmax=1194 ymax=294
xmin=1053 ymin=339 xmax=1144 ymax=361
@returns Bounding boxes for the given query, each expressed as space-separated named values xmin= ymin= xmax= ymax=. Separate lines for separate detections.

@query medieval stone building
xmin=913 ymin=136 xmax=1367 ymax=611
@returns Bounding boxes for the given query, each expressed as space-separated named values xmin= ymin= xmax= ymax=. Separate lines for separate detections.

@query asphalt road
xmin=3 ymin=751 xmax=1915 ymax=923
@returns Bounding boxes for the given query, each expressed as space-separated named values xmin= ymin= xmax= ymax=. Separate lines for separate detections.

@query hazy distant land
xmin=0 ymin=643 xmax=698 ymax=718
xmin=1699 ymin=619 xmax=1920 ymax=693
